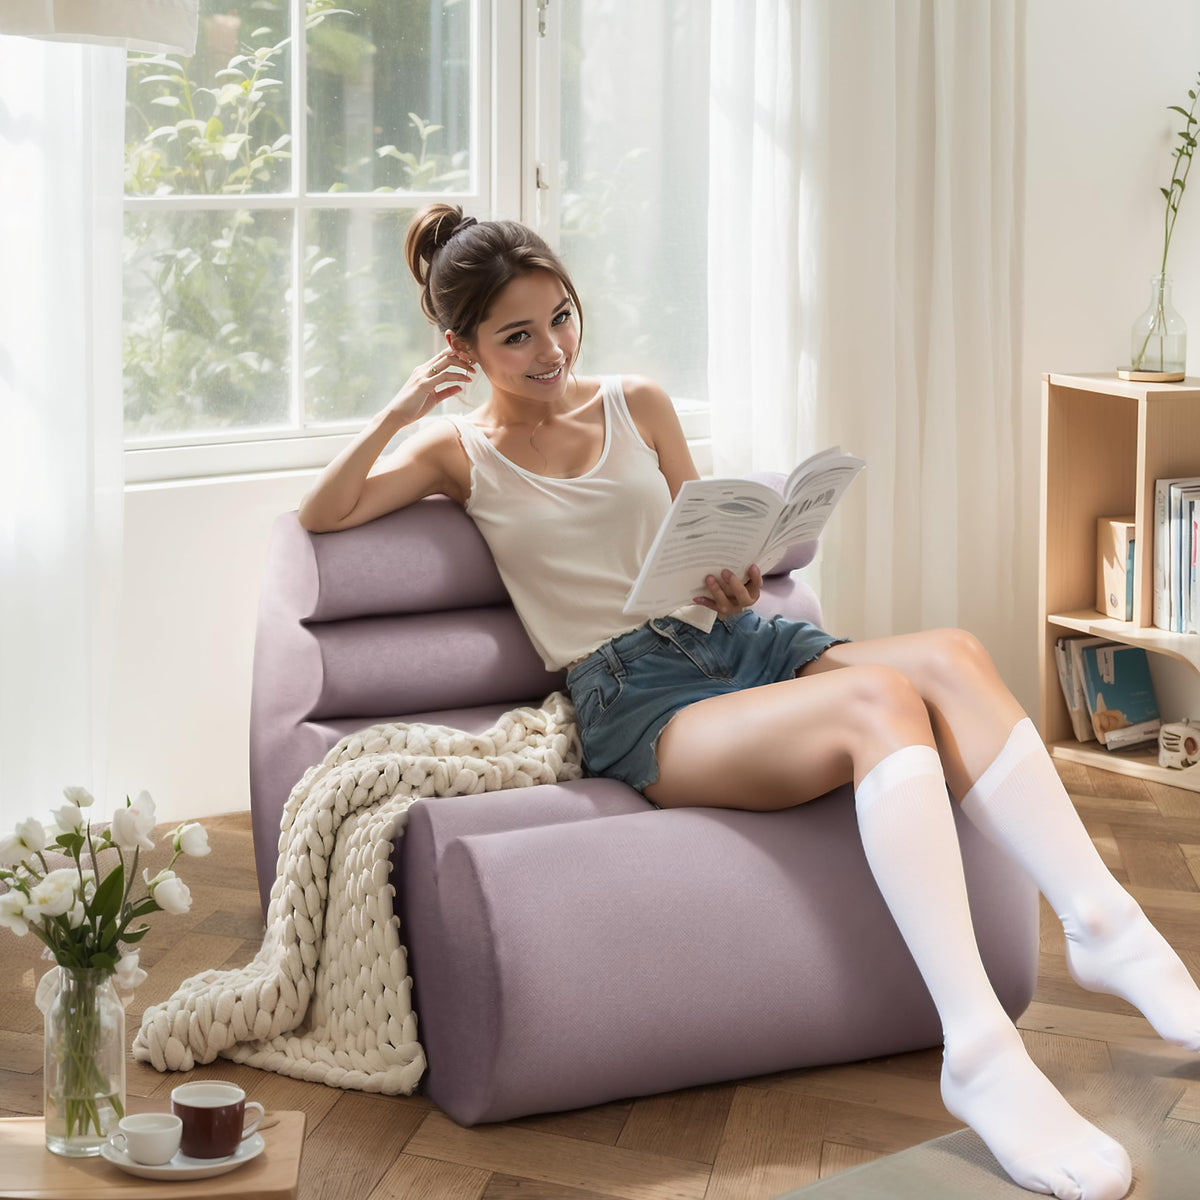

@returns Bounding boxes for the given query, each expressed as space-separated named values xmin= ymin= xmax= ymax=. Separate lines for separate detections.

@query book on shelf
xmin=1077 ymin=641 xmax=1161 ymax=750
xmin=1096 ymin=515 xmax=1135 ymax=621
xmin=1054 ymin=635 xmax=1111 ymax=743
xmin=1174 ymin=483 xmax=1200 ymax=632
xmin=1153 ymin=478 xmax=1171 ymax=629
xmin=1154 ymin=475 xmax=1200 ymax=631
xmin=1053 ymin=635 xmax=1099 ymax=743
xmin=1188 ymin=493 xmax=1200 ymax=635
xmin=623 ymin=446 xmax=865 ymax=615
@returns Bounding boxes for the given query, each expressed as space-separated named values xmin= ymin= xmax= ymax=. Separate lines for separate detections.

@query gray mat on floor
xmin=773 ymin=1062 xmax=1200 ymax=1199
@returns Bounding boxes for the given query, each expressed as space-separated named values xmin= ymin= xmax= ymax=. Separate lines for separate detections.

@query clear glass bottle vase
xmin=39 ymin=966 xmax=126 ymax=1156
xmin=1130 ymin=273 xmax=1187 ymax=375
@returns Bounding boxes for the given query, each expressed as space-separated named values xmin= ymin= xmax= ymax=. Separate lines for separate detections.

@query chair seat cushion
xmin=400 ymin=784 xmax=1039 ymax=1125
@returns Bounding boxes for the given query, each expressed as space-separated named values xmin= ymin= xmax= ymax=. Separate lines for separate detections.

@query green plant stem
xmin=121 ymin=847 xmax=137 ymax=913
xmin=1134 ymin=74 xmax=1200 ymax=371
xmin=1160 ymin=153 xmax=1194 ymax=281
xmin=231 ymin=57 xmax=272 ymax=195
xmin=50 ymin=970 xmax=124 ymax=1142
xmin=182 ymin=58 xmax=197 ymax=121
xmin=86 ymin=826 xmax=100 ymax=892
xmin=86 ymin=827 xmax=103 ymax=946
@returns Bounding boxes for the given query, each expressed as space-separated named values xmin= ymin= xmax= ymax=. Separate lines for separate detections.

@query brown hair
xmin=404 ymin=204 xmax=584 ymax=353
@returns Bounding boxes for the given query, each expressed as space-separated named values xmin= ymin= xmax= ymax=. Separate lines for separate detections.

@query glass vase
xmin=40 ymin=966 xmax=126 ymax=1156
xmin=1130 ymin=273 xmax=1187 ymax=375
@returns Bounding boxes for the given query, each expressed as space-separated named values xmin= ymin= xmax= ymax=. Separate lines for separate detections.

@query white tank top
xmin=448 ymin=376 xmax=714 ymax=670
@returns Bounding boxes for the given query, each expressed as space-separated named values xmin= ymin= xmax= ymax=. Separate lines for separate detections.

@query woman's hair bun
xmin=403 ymin=203 xmax=583 ymax=343
xmin=404 ymin=203 xmax=465 ymax=289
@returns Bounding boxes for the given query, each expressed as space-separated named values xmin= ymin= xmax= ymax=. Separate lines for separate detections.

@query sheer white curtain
xmin=0 ymin=4 xmax=196 ymax=825
xmin=0 ymin=38 xmax=126 ymax=823
xmin=708 ymin=1 xmax=1024 ymax=677
xmin=707 ymin=0 xmax=806 ymax=474
xmin=0 ymin=1 xmax=197 ymax=53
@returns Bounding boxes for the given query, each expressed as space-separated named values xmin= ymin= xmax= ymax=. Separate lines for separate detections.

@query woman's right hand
xmin=387 ymin=348 xmax=476 ymax=425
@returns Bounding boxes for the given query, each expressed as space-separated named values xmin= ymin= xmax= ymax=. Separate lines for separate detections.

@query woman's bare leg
xmin=803 ymin=628 xmax=1200 ymax=1053
xmin=646 ymin=666 xmax=1130 ymax=1199
xmin=798 ymin=627 xmax=1026 ymax=798
xmin=645 ymin=661 xmax=936 ymax=808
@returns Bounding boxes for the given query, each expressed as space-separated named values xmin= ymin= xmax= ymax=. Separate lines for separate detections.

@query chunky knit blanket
xmin=132 ymin=692 xmax=581 ymax=1094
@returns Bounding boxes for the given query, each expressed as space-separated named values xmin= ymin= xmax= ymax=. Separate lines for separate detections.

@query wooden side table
xmin=0 ymin=1110 xmax=305 ymax=1200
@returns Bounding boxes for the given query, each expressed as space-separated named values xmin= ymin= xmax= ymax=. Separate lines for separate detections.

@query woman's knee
xmin=834 ymin=663 xmax=934 ymax=748
xmin=921 ymin=627 xmax=997 ymax=692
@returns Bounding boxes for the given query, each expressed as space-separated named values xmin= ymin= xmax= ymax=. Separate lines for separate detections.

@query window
xmin=123 ymin=0 xmax=498 ymax=479
xmin=123 ymin=0 xmax=711 ymax=480
xmin=554 ymin=0 xmax=711 ymax=434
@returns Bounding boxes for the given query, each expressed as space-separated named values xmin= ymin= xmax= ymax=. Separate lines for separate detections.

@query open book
xmin=623 ymin=446 xmax=865 ymax=614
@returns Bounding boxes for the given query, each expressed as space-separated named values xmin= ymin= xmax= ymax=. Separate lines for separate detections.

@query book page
xmin=780 ymin=445 xmax=847 ymax=497
xmin=759 ymin=454 xmax=865 ymax=564
xmin=623 ymin=478 xmax=780 ymax=613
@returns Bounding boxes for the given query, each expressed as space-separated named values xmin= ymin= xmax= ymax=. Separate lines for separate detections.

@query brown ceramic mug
xmin=170 ymin=1081 xmax=264 ymax=1159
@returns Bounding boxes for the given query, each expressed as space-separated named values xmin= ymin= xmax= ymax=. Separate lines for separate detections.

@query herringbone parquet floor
xmin=2 ymin=760 xmax=1198 ymax=1199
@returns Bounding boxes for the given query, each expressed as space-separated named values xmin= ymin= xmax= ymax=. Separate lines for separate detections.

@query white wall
xmin=1021 ymin=0 xmax=1200 ymax=717
xmin=109 ymin=472 xmax=315 ymax=822
xmin=1024 ymin=1 xmax=1200 ymax=380
xmin=110 ymin=1 xmax=1200 ymax=823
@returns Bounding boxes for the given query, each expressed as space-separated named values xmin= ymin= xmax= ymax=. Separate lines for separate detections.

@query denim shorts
xmin=564 ymin=611 xmax=848 ymax=796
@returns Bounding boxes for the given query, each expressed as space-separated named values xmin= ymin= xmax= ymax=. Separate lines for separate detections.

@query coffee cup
xmin=170 ymin=1080 xmax=264 ymax=1159
xmin=109 ymin=1112 xmax=183 ymax=1165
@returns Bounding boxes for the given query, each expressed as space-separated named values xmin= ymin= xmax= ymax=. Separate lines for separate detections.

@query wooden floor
xmin=2 ymin=762 xmax=1200 ymax=1199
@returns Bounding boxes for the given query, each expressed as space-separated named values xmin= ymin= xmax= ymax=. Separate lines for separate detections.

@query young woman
xmin=299 ymin=205 xmax=1199 ymax=1200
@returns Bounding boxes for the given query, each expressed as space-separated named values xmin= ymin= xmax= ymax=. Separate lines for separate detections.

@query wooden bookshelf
xmin=1038 ymin=372 xmax=1200 ymax=793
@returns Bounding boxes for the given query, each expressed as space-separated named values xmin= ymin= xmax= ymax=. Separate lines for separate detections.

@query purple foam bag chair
xmin=249 ymin=494 xmax=1039 ymax=1126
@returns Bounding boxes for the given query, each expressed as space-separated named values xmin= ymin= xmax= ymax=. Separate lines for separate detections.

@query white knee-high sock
xmin=856 ymin=745 xmax=1130 ymax=1200
xmin=962 ymin=718 xmax=1200 ymax=1051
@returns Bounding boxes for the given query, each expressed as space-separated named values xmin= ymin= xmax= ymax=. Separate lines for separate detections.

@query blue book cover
xmin=1126 ymin=537 xmax=1135 ymax=620
xmin=1079 ymin=643 xmax=1161 ymax=749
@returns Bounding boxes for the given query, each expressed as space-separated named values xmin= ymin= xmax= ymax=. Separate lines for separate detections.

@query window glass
xmin=558 ymin=0 xmax=710 ymax=406
xmin=304 ymin=209 xmax=428 ymax=423
xmin=125 ymin=2 xmax=292 ymax=197
xmin=123 ymin=210 xmax=292 ymax=438
xmin=307 ymin=0 xmax=473 ymax=194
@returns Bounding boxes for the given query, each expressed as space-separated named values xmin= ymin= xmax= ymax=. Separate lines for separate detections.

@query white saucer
xmin=100 ymin=1132 xmax=265 ymax=1180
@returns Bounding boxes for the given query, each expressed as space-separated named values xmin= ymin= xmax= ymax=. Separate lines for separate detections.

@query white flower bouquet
xmin=0 ymin=788 xmax=209 ymax=1152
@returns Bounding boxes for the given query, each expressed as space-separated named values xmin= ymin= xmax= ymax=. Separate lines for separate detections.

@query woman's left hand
xmin=693 ymin=564 xmax=762 ymax=617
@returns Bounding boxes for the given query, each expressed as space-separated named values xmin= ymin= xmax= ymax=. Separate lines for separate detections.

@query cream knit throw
xmin=132 ymin=692 xmax=581 ymax=1094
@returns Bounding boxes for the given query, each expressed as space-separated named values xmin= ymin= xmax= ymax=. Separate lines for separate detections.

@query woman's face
xmin=457 ymin=269 xmax=579 ymax=404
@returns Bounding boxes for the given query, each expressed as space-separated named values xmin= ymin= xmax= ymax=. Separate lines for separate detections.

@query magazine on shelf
xmin=623 ymin=446 xmax=866 ymax=614
xmin=1077 ymin=641 xmax=1161 ymax=750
